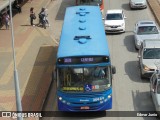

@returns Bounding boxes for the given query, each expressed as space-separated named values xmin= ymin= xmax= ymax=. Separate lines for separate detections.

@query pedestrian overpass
xmin=0 ymin=0 xmax=15 ymax=14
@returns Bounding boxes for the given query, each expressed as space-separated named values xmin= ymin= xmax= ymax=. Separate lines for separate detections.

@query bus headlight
xmin=108 ymin=95 xmax=111 ymax=99
xmin=59 ymin=97 xmax=62 ymax=101
xmin=58 ymin=96 xmax=70 ymax=105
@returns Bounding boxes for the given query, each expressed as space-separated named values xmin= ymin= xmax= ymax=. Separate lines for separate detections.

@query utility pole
xmin=9 ymin=0 xmax=23 ymax=120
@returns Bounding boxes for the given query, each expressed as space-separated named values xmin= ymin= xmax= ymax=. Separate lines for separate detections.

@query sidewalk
xmin=147 ymin=0 xmax=160 ymax=26
xmin=0 ymin=0 xmax=55 ymax=115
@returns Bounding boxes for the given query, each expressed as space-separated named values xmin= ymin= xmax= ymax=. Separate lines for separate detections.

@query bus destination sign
xmin=58 ymin=56 xmax=109 ymax=64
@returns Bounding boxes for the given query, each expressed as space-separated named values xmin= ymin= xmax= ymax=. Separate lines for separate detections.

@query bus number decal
xmin=93 ymin=97 xmax=105 ymax=102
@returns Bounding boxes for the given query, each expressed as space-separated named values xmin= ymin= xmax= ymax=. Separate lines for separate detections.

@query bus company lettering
xmin=62 ymin=87 xmax=84 ymax=91
xmin=80 ymin=99 xmax=89 ymax=102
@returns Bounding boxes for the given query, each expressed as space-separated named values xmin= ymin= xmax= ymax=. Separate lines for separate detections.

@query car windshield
xmin=143 ymin=48 xmax=160 ymax=59
xmin=57 ymin=66 xmax=111 ymax=93
xmin=106 ymin=13 xmax=123 ymax=20
xmin=78 ymin=0 xmax=102 ymax=6
xmin=137 ymin=26 xmax=159 ymax=35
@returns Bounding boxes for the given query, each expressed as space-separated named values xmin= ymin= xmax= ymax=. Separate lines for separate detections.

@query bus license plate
xmin=80 ymin=106 xmax=90 ymax=110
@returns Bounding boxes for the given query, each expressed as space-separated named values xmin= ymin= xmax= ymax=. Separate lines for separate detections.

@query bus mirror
xmin=112 ymin=66 xmax=116 ymax=74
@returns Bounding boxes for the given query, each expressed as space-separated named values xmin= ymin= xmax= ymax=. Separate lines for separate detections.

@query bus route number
xmin=93 ymin=97 xmax=104 ymax=102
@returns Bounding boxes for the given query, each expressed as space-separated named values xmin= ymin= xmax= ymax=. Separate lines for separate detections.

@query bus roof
xmin=57 ymin=6 xmax=110 ymax=58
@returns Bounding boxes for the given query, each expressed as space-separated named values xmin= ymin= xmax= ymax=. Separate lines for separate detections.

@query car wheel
xmin=145 ymin=6 xmax=147 ymax=9
xmin=129 ymin=3 xmax=132 ymax=10
xmin=149 ymin=90 xmax=152 ymax=98
xmin=140 ymin=73 xmax=145 ymax=79
xmin=140 ymin=69 xmax=145 ymax=79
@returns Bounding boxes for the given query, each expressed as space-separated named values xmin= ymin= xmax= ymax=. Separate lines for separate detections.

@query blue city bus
xmin=54 ymin=6 xmax=116 ymax=111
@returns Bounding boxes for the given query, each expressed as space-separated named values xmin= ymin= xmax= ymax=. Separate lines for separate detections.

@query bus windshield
xmin=58 ymin=66 xmax=111 ymax=93
xmin=78 ymin=0 xmax=102 ymax=6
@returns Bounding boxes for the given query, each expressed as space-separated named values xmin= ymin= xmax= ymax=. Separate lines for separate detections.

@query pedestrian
xmin=44 ymin=8 xmax=50 ymax=27
xmin=38 ymin=8 xmax=50 ymax=27
xmin=14 ymin=0 xmax=22 ymax=13
xmin=4 ymin=12 xmax=10 ymax=29
xmin=30 ymin=7 xmax=36 ymax=26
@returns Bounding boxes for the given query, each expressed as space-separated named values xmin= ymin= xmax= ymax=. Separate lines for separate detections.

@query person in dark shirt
xmin=13 ymin=0 xmax=22 ymax=13
xmin=30 ymin=7 xmax=36 ymax=26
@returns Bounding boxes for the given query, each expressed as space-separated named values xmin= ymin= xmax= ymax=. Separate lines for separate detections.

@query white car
xmin=138 ymin=39 xmax=160 ymax=78
xmin=129 ymin=0 xmax=147 ymax=9
xmin=134 ymin=20 xmax=160 ymax=49
xmin=104 ymin=9 xmax=126 ymax=33
xmin=150 ymin=71 xmax=160 ymax=115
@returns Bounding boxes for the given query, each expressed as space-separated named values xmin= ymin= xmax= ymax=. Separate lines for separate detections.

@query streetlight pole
xmin=9 ymin=0 xmax=23 ymax=120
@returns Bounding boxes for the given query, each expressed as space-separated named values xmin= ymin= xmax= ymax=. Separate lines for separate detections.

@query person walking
xmin=30 ymin=7 xmax=36 ymax=26
xmin=44 ymin=8 xmax=50 ymax=27
xmin=4 ymin=12 xmax=10 ymax=29
xmin=38 ymin=7 xmax=50 ymax=28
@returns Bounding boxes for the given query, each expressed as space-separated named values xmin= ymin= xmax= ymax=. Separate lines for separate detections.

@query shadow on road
xmin=131 ymin=90 xmax=160 ymax=120
xmin=132 ymin=90 xmax=154 ymax=111
xmin=121 ymin=3 xmax=131 ymax=11
xmin=125 ymin=61 xmax=149 ymax=83
xmin=21 ymin=45 xmax=57 ymax=111
xmin=123 ymin=34 xmax=137 ymax=53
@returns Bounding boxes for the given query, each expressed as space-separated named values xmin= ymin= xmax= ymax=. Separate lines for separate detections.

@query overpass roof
xmin=0 ymin=0 xmax=15 ymax=12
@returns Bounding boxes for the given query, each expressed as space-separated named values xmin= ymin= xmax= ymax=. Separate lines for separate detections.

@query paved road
xmin=41 ymin=0 xmax=160 ymax=120
xmin=105 ymin=0 xmax=159 ymax=120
